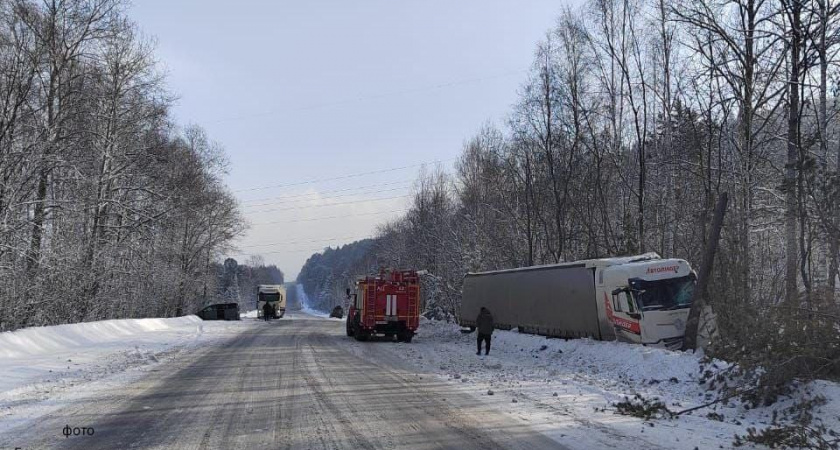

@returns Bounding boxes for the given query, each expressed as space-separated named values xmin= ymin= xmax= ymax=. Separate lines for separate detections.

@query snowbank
xmin=0 ymin=315 xmax=204 ymax=359
xmin=353 ymin=318 xmax=840 ymax=450
xmin=300 ymin=305 xmax=330 ymax=318
xmin=0 ymin=315 xmax=249 ymax=434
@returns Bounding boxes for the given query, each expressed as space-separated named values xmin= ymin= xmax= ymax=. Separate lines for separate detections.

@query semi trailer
xmin=347 ymin=269 xmax=420 ymax=342
xmin=257 ymin=284 xmax=287 ymax=319
xmin=459 ymin=253 xmax=695 ymax=349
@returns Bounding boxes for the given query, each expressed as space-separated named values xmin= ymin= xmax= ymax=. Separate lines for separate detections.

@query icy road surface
xmin=0 ymin=313 xmax=566 ymax=450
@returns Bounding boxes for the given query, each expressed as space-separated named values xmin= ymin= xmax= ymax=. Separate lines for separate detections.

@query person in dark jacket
xmin=476 ymin=307 xmax=494 ymax=355
xmin=263 ymin=302 xmax=272 ymax=321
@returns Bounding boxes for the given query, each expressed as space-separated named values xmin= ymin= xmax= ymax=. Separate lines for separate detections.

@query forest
xmin=298 ymin=0 xmax=840 ymax=428
xmin=298 ymin=239 xmax=376 ymax=312
xmin=0 ymin=0 xmax=244 ymax=331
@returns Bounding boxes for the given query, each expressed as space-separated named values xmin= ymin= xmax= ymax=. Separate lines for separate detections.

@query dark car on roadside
xmin=330 ymin=305 xmax=344 ymax=319
xmin=197 ymin=303 xmax=240 ymax=321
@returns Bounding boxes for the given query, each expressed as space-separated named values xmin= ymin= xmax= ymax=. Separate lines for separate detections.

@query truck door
xmin=608 ymin=289 xmax=642 ymax=343
xmin=353 ymin=286 xmax=362 ymax=321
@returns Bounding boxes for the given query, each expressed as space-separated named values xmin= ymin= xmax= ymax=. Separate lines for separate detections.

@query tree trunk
xmin=784 ymin=0 xmax=801 ymax=305
xmin=817 ymin=0 xmax=830 ymax=291
xmin=27 ymin=169 xmax=48 ymax=272
xmin=683 ymin=192 xmax=728 ymax=351
xmin=833 ymin=136 xmax=840 ymax=300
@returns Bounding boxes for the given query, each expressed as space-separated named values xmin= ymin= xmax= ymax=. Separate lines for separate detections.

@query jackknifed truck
xmin=460 ymin=253 xmax=695 ymax=349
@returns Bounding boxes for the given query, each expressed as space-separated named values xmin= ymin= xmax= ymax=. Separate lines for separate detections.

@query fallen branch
xmin=674 ymin=385 xmax=760 ymax=416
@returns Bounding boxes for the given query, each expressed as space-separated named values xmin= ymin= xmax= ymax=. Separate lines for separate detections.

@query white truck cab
xmin=592 ymin=253 xmax=695 ymax=349
xmin=257 ymin=284 xmax=287 ymax=319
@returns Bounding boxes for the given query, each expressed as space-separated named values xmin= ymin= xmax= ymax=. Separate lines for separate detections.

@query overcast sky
xmin=130 ymin=0 xmax=566 ymax=279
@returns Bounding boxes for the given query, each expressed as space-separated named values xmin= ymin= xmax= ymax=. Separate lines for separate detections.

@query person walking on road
xmin=476 ymin=307 xmax=494 ymax=355
xmin=263 ymin=302 xmax=272 ymax=321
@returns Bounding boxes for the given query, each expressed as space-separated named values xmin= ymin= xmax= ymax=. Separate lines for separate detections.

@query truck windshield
xmin=629 ymin=275 xmax=695 ymax=311
xmin=259 ymin=293 xmax=280 ymax=302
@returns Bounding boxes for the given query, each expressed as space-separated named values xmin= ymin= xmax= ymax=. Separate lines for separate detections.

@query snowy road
xmin=2 ymin=313 xmax=567 ymax=450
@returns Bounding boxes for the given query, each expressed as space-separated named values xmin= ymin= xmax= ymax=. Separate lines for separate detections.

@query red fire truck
xmin=346 ymin=270 xmax=420 ymax=342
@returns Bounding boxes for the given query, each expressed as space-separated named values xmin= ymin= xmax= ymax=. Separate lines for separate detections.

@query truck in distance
xmin=346 ymin=269 xmax=420 ymax=342
xmin=257 ymin=284 xmax=287 ymax=319
xmin=459 ymin=253 xmax=695 ymax=350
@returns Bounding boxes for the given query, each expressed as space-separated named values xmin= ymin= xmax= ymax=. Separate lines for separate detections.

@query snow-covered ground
xmin=4 ymin=310 xmax=837 ymax=449
xmin=0 ymin=315 xmax=254 ymax=434
xmin=348 ymin=318 xmax=840 ymax=450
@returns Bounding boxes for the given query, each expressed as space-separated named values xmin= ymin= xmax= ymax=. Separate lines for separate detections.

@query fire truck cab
xmin=346 ymin=270 xmax=420 ymax=342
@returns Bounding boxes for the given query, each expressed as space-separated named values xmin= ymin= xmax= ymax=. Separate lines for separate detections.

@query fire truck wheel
xmin=354 ymin=330 xmax=370 ymax=342
xmin=399 ymin=332 xmax=414 ymax=343
xmin=346 ymin=322 xmax=354 ymax=337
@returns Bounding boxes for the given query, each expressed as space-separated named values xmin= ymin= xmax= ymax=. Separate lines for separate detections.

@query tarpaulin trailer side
xmin=460 ymin=264 xmax=602 ymax=339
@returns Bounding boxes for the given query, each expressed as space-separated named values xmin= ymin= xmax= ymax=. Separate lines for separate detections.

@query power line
xmin=206 ymin=69 xmax=526 ymax=125
xmin=242 ymin=185 xmax=410 ymax=209
xmin=238 ymin=246 xmax=368 ymax=256
xmin=241 ymin=179 xmax=412 ymax=205
xmin=239 ymin=235 xmax=369 ymax=249
xmin=234 ymin=158 xmax=456 ymax=193
xmin=229 ymin=236 xmax=376 ymax=256
xmin=249 ymin=208 xmax=408 ymax=226
xmin=244 ymin=194 xmax=410 ymax=215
